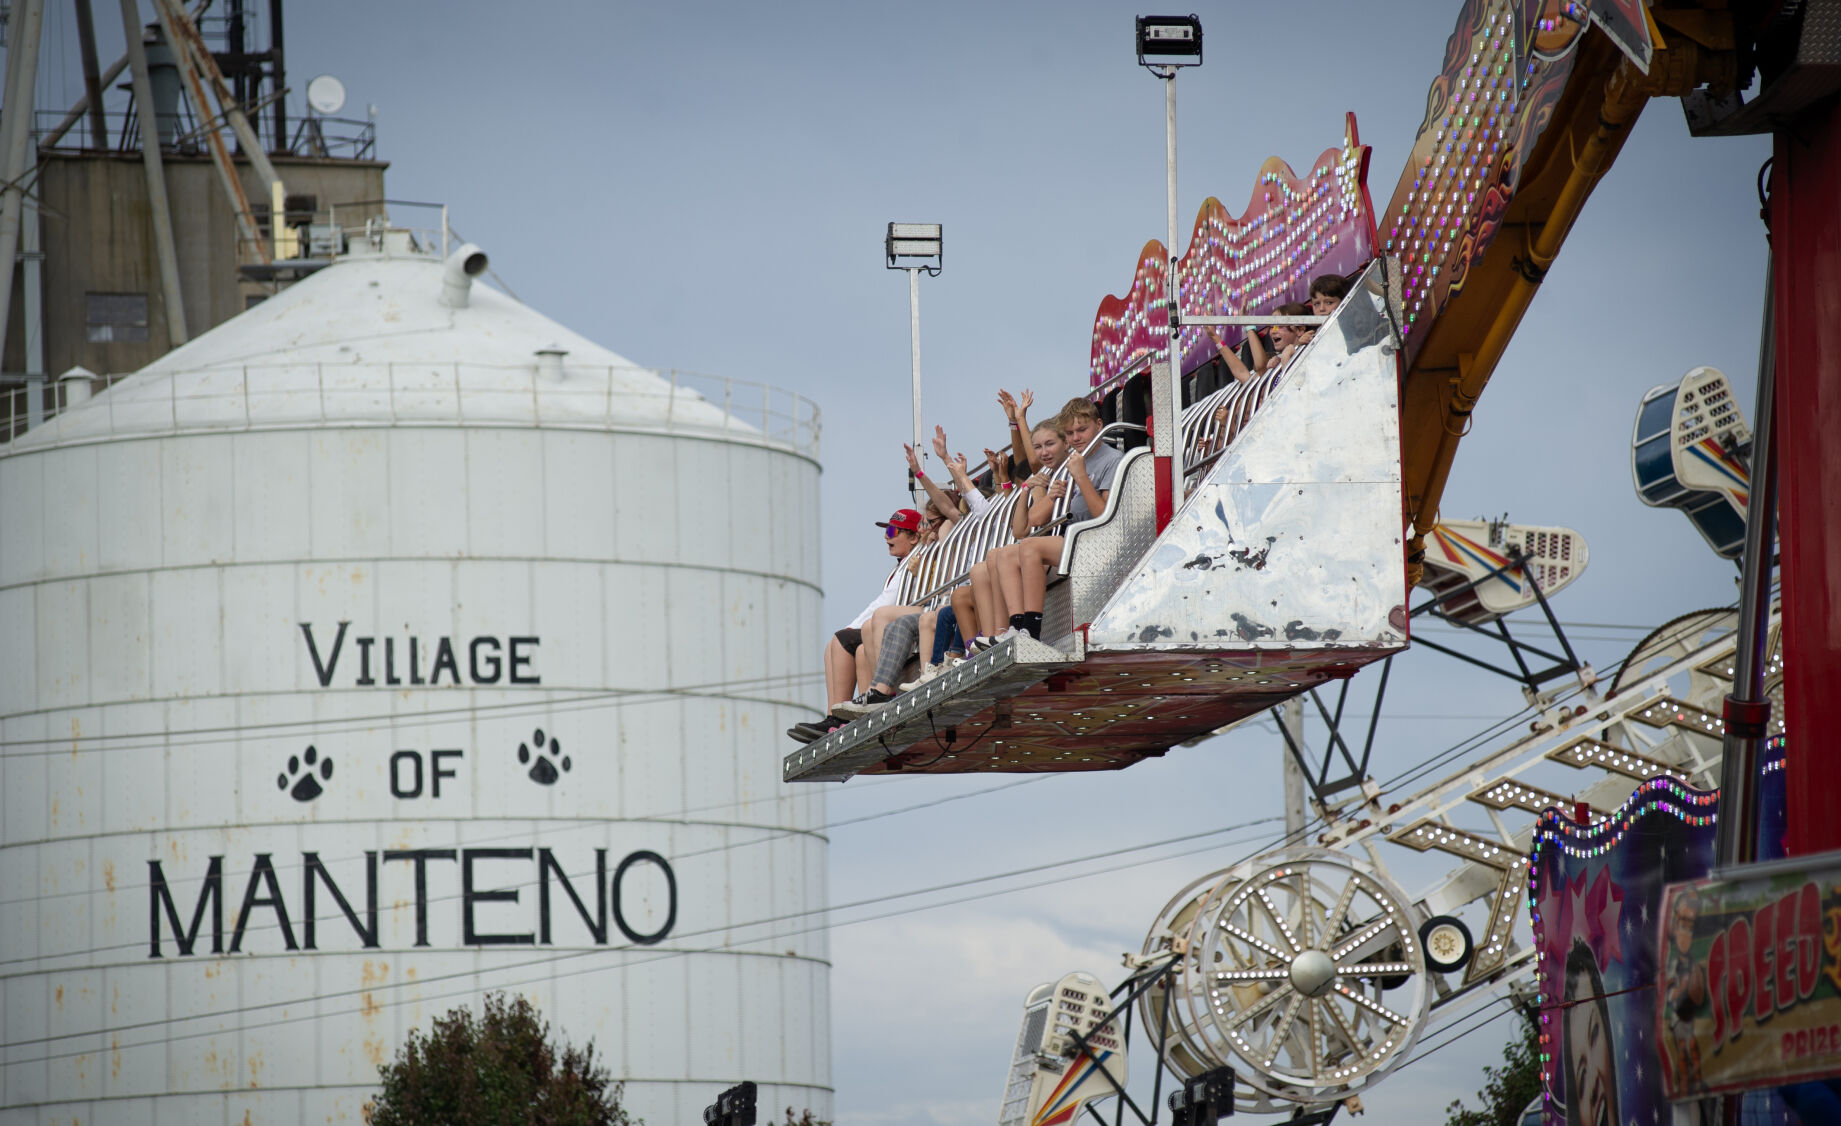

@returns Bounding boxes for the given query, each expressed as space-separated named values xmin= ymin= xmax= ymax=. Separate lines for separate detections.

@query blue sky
xmin=29 ymin=2 xmax=1771 ymax=1121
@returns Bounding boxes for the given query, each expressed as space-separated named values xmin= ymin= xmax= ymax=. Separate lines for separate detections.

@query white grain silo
xmin=0 ymin=223 xmax=830 ymax=1123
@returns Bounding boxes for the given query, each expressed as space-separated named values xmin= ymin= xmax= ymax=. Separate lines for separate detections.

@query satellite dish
xmin=306 ymin=74 xmax=346 ymax=116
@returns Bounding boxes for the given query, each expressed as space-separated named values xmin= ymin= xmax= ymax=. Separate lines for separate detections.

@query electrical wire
xmin=7 ymin=597 xmax=1668 ymax=945
xmin=1392 ymin=1000 xmax=1524 ymax=1074
xmin=6 ymin=639 xmax=1610 ymax=981
xmin=0 ymin=778 xmax=1234 ymax=970
xmin=0 ymin=601 xmax=1738 ymax=1061
xmin=0 ymin=770 xmax=1051 ymax=914
xmin=0 ymin=668 xmax=826 ymax=755
xmin=0 ymin=773 xmax=1065 ymax=964
xmin=1 ymin=819 xmax=1287 ymax=1063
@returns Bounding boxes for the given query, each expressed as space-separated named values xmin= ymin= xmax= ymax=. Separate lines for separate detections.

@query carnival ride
xmin=1632 ymin=365 xmax=1754 ymax=559
xmin=783 ymin=0 xmax=1728 ymax=785
xmin=783 ymin=0 xmax=1824 ymax=1120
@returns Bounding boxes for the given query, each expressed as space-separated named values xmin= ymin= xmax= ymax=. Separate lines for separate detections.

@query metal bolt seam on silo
xmin=0 ymin=231 xmax=831 ymax=1124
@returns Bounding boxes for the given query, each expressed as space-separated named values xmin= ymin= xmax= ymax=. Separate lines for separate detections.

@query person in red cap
xmin=788 ymin=507 xmax=924 ymax=743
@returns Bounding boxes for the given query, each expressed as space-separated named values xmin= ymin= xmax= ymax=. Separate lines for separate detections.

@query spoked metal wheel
xmin=1608 ymin=606 xmax=1738 ymax=699
xmin=1187 ymin=851 xmax=1430 ymax=1104
xmin=1136 ymin=867 xmax=1289 ymax=1115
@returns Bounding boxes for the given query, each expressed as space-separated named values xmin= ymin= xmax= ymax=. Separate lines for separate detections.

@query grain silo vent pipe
xmin=536 ymin=346 xmax=567 ymax=380
xmin=440 ymin=243 xmax=489 ymax=308
xmin=59 ymin=365 xmax=97 ymax=406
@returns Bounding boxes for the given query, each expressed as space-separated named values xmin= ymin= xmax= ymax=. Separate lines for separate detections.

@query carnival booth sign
xmin=1657 ymin=855 xmax=1841 ymax=1099
xmin=1532 ymin=778 xmax=1721 ymax=1126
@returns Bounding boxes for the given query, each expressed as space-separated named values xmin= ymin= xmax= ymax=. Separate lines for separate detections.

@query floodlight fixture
xmin=887 ymin=222 xmax=943 ymax=502
xmin=886 ymin=222 xmax=943 ymax=274
xmin=1137 ymin=15 xmax=1202 ymax=530
xmin=1136 ymin=14 xmax=1203 ymax=69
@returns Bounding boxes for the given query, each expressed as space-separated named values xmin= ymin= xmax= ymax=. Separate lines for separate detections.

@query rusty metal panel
xmin=1085 ymin=281 xmax=1407 ymax=661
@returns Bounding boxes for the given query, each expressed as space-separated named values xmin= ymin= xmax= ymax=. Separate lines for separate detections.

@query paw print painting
xmin=279 ymin=745 xmax=333 ymax=802
xmin=518 ymin=729 xmax=571 ymax=786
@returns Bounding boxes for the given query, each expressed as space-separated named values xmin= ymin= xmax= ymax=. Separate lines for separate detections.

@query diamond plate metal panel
xmin=784 ymin=634 xmax=1081 ymax=782
xmin=1085 ymin=279 xmax=1407 ymax=659
xmin=1063 ymin=447 xmax=1161 ymax=631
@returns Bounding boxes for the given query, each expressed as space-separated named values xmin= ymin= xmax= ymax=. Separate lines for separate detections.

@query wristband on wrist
xmin=915 ymin=469 xmax=925 ymax=478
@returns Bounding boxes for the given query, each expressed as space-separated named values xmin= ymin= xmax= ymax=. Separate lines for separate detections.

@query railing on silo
xmin=0 ymin=364 xmax=820 ymax=461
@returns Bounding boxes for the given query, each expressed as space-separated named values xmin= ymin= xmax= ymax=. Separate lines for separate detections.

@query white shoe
xmin=834 ymin=691 xmax=893 ymax=718
xmin=899 ymin=664 xmax=938 ymax=693
xmin=968 ymin=632 xmax=1012 ymax=653
xmin=832 ymin=693 xmax=873 ymax=718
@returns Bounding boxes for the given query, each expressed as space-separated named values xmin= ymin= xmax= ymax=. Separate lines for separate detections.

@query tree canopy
xmin=367 ymin=992 xmax=636 ymax=1126
xmin=1443 ymin=1004 xmax=1542 ymax=1126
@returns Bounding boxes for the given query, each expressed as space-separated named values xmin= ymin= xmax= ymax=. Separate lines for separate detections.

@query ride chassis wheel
xmin=1136 ymin=868 xmax=1288 ymax=1115
xmin=1187 ymin=850 xmax=1431 ymax=1105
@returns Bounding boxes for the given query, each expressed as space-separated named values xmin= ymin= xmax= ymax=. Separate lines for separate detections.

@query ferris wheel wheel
xmin=1137 ymin=851 xmax=1432 ymax=1109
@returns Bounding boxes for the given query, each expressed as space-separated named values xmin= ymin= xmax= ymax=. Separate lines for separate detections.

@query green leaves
xmin=367 ymin=992 xmax=636 ymax=1126
xmin=1443 ymin=1005 xmax=1541 ymax=1126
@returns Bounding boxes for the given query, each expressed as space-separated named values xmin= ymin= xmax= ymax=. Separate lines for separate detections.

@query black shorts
xmin=835 ymin=628 xmax=864 ymax=655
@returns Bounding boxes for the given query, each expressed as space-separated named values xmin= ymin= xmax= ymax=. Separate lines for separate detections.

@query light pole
xmin=1136 ymin=14 xmax=1202 ymax=531
xmin=886 ymin=222 xmax=943 ymax=505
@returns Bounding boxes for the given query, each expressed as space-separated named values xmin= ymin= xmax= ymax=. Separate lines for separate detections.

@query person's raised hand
xmin=931 ymin=424 xmax=950 ymax=462
xmin=903 ymin=443 xmax=922 ymax=473
xmin=997 ymin=389 xmax=1018 ymax=422
xmin=1018 ymin=388 xmax=1034 ymax=413
xmin=950 ymin=451 xmax=969 ymax=477
xmin=984 ymin=447 xmax=1006 ymax=475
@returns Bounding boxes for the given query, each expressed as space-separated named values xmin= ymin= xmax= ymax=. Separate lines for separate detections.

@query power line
xmin=5 ymin=620 xmax=1633 ymax=951
xmin=0 ymin=767 xmax=1049 ymax=915
xmin=2 ymin=820 xmax=1286 ymax=1063
xmin=0 ymin=603 xmax=1726 ymax=1069
xmin=0 ymin=669 xmax=827 ymax=756
xmin=1394 ymin=1000 xmax=1523 ymax=1074
xmin=0 ymin=774 xmax=1065 ymax=965
xmin=0 ymin=783 xmax=1244 ymax=973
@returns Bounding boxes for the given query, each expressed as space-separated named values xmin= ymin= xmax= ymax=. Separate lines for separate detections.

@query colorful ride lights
xmin=1089 ymin=120 xmax=1371 ymax=387
xmin=1135 ymin=14 xmax=1203 ymax=67
xmin=1384 ymin=7 xmax=1532 ymax=334
xmin=1529 ymin=776 xmax=1722 ymax=867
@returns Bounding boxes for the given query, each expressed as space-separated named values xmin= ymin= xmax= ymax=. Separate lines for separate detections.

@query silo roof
xmin=6 ymin=238 xmax=798 ymax=452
